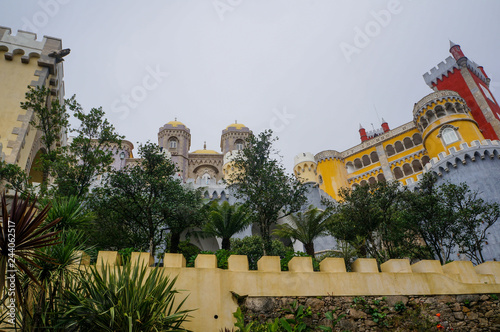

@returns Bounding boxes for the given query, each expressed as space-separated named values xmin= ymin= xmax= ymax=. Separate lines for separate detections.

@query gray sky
xmin=2 ymin=1 xmax=500 ymax=171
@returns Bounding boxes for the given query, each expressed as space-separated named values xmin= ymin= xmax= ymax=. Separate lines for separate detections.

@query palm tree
xmin=202 ymin=201 xmax=254 ymax=250
xmin=273 ymin=205 xmax=332 ymax=257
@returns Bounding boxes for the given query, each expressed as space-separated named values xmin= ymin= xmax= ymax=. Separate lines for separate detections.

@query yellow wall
xmin=0 ymin=52 xmax=40 ymax=167
xmin=88 ymin=252 xmax=500 ymax=332
xmin=424 ymin=115 xmax=484 ymax=159
xmin=317 ymin=158 xmax=348 ymax=200
xmin=293 ymin=161 xmax=317 ymax=184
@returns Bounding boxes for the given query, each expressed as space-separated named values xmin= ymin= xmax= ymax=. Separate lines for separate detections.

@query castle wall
xmin=88 ymin=251 xmax=500 ymax=332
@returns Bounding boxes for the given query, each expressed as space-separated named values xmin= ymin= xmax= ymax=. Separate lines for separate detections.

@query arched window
xmin=425 ymin=110 xmax=435 ymax=122
xmin=439 ymin=126 xmax=459 ymax=145
xmin=370 ymin=151 xmax=379 ymax=163
xmin=368 ymin=177 xmax=376 ymax=185
xmin=235 ymin=139 xmax=244 ymax=150
xmin=421 ymin=156 xmax=430 ymax=166
xmin=377 ymin=173 xmax=386 ymax=182
xmin=386 ymin=144 xmax=395 ymax=156
xmin=395 ymin=141 xmax=404 ymax=153
xmin=435 ymin=106 xmax=446 ymax=118
xmin=353 ymin=158 xmax=363 ymax=169
xmin=412 ymin=133 xmax=422 ymax=145
xmin=346 ymin=161 xmax=354 ymax=174
xmin=360 ymin=180 xmax=368 ymax=187
xmin=402 ymin=163 xmax=413 ymax=176
xmin=445 ymin=103 xmax=456 ymax=114
xmin=420 ymin=117 xmax=429 ymax=130
xmin=403 ymin=137 xmax=414 ymax=149
xmin=318 ymin=175 xmax=323 ymax=184
xmin=362 ymin=155 xmax=371 ymax=167
xmin=412 ymin=159 xmax=423 ymax=173
xmin=169 ymin=137 xmax=178 ymax=149
xmin=393 ymin=167 xmax=403 ymax=179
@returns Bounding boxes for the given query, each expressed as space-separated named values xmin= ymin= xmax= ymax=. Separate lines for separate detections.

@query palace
xmin=293 ymin=42 xmax=500 ymax=261
xmin=1 ymin=27 xmax=499 ymax=259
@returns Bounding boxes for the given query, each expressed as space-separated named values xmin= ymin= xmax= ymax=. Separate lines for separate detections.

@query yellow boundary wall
xmin=76 ymin=251 xmax=500 ymax=331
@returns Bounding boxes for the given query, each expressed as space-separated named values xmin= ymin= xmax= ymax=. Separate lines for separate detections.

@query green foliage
xmin=491 ymin=294 xmax=499 ymax=301
xmin=0 ymin=193 xmax=61 ymax=302
xmin=203 ymin=201 xmax=254 ymax=250
xmin=90 ymin=142 xmax=205 ymax=256
xmin=53 ymin=104 xmax=123 ymax=198
xmin=227 ymin=130 xmax=307 ymax=254
xmin=230 ymin=236 xmax=288 ymax=270
xmin=318 ymin=309 xmax=345 ymax=331
xmin=41 ymin=195 xmax=94 ymax=231
xmin=58 ymin=262 xmax=192 ymax=331
xmin=178 ymin=240 xmax=202 ymax=267
xmin=0 ymin=161 xmax=33 ymax=197
xmin=394 ymin=301 xmax=406 ymax=312
xmin=118 ymin=247 xmax=138 ymax=265
xmin=330 ymin=180 xmax=426 ymax=263
xmin=273 ymin=205 xmax=332 ymax=257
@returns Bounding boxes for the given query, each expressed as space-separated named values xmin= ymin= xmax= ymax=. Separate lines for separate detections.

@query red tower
xmin=423 ymin=41 xmax=500 ymax=140
xmin=359 ymin=124 xmax=368 ymax=142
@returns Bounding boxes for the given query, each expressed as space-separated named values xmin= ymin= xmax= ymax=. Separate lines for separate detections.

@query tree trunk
xmin=170 ymin=232 xmax=181 ymax=253
xmin=304 ymin=242 xmax=315 ymax=258
xmin=221 ymin=237 xmax=231 ymax=250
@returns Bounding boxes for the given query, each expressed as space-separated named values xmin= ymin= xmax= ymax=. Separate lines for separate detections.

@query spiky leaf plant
xmin=59 ymin=261 xmax=192 ymax=331
xmin=0 ymin=192 xmax=61 ymax=300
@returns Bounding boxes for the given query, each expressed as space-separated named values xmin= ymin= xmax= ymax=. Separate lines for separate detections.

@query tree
xmin=202 ymin=201 xmax=254 ymax=250
xmin=330 ymin=181 xmax=427 ymax=263
xmin=20 ymin=86 xmax=71 ymax=193
xmin=439 ymin=182 xmax=500 ymax=264
xmin=402 ymin=174 xmax=460 ymax=264
xmin=53 ymin=105 xmax=123 ymax=198
xmin=90 ymin=143 xmax=204 ymax=257
xmin=0 ymin=161 xmax=33 ymax=197
xmin=227 ymin=130 xmax=307 ymax=254
xmin=272 ymin=205 xmax=331 ymax=257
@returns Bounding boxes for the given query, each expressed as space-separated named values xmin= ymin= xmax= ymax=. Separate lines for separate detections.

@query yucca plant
xmin=0 ymin=192 xmax=61 ymax=301
xmin=59 ymin=261 xmax=192 ymax=331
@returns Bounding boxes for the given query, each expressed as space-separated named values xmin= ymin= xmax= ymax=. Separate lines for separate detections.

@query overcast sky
xmin=2 ymin=1 xmax=500 ymax=171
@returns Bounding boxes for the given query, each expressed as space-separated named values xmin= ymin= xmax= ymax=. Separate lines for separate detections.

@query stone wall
xmin=242 ymin=294 xmax=500 ymax=331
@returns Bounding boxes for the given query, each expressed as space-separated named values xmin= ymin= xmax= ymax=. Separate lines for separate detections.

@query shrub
xmin=230 ymin=236 xmax=288 ymax=270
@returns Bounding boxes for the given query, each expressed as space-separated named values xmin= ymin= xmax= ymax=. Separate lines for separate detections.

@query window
xmin=169 ymin=137 xmax=178 ymax=148
xmin=235 ymin=139 xmax=244 ymax=150
xmin=441 ymin=127 xmax=459 ymax=145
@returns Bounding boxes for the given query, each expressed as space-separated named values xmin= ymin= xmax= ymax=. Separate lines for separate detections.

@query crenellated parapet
xmin=314 ymin=150 xmax=343 ymax=163
xmin=423 ymin=139 xmax=500 ymax=175
xmin=423 ymin=56 xmax=488 ymax=88
xmin=84 ymin=251 xmax=500 ymax=331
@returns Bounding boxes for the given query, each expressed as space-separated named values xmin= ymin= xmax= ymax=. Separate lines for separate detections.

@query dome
xmin=166 ymin=120 xmax=185 ymax=127
xmin=191 ymin=149 xmax=219 ymax=155
xmin=226 ymin=122 xmax=247 ymax=130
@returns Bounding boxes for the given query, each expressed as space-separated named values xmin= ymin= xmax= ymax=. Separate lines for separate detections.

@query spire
xmin=449 ymin=40 xmax=457 ymax=49
xmin=204 ymin=141 xmax=206 ymax=150
xmin=449 ymin=41 xmax=467 ymax=66
xmin=359 ymin=123 xmax=364 ymax=129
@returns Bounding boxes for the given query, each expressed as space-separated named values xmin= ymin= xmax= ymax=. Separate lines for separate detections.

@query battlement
xmin=294 ymin=152 xmax=316 ymax=166
xmin=423 ymin=56 xmax=488 ymax=88
xmin=0 ymin=26 xmax=62 ymax=65
xmin=314 ymin=150 xmax=343 ymax=163
xmin=70 ymin=251 xmax=500 ymax=331
xmin=424 ymin=139 xmax=500 ymax=174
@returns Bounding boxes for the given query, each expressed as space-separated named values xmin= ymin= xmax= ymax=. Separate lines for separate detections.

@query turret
xmin=449 ymin=40 xmax=467 ymax=67
xmin=293 ymin=152 xmax=318 ymax=184
xmin=158 ymin=119 xmax=191 ymax=180
xmin=381 ymin=118 xmax=390 ymax=133
xmin=413 ymin=90 xmax=484 ymax=159
xmin=359 ymin=124 xmax=368 ymax=142
xmin=220 ymin=122 xmax=251 ymax=155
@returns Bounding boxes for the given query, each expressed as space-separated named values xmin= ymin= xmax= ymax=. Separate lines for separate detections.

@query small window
xmin=169 ymin=137 xmax=178 ymax=149
xmin=441 ymin=127 xmax=459 ymax=145
xmin=235 ymin=139 xmax=244 ymax=150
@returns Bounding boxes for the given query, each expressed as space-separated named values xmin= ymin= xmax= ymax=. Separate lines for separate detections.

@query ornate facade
xmin=295 ymin=42 xmax=500 ymax=261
